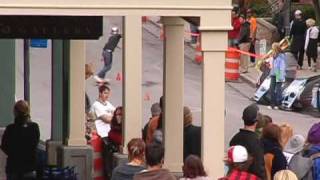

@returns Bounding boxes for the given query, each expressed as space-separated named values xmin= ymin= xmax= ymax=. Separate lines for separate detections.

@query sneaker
xmin=267 ymin=106 xmax=273 ymax=110
xmin=93 ymin=75 xmax=104 ymax=82
xmin=273 ymin=106 xmax=279 ymax=110
xmin=308 ymin=66 xmax=312 ymax=70
xmin=249 ymin=63 xmax=256 ymax=67
xmin=94 ymin=75 xmax=110 ymax=83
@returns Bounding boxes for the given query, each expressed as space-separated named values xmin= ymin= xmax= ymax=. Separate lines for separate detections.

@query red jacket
xmin=228 ymin=17 xmax=241 ymax=39
xmin=108 ymin=129 xmax=122 ymax=146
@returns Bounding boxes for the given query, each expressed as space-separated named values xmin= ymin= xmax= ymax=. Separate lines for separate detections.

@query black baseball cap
xmin=242 ymin=104 xmax=259 ymax=126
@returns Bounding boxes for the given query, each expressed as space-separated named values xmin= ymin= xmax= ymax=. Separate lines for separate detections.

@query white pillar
xmin=123 ymin=15 xmax=142 ymax=150
xmin=68 ymin=40 xmax=87 ymax=146
xmin=162 ymin=17 xmax=185 ymax=172
xmin=200 ymin=14 xmax=231 ymax=177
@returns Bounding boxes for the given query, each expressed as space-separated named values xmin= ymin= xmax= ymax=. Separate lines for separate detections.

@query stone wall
xmin=256 ymin=18 xmax=279 ymax=49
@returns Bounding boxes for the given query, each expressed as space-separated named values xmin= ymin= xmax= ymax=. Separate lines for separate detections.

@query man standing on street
xmin=228 ymin=7 xmax=241 ymax=47
xmin=229 ymin=104 xmax=266 ymax=179
xmin=246 ymin=9 xmax=257 ymax=66
xmin=94 ymin=26 xmax=122 ymax=83
xmin=237 ymin=14 xmax=251 ymax=73
xmin=90 ymin=85 xmax=115 ymax=138
xmin=290 ymin=10 xmax=307 ymax=69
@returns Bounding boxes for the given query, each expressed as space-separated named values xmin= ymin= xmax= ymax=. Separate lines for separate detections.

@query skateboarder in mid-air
xmin=94 ymin=26 xmax=122 ymax=85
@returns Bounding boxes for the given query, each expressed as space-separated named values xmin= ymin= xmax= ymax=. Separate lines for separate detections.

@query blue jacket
xmin=270 ymin=53 xmax=286 ymax=82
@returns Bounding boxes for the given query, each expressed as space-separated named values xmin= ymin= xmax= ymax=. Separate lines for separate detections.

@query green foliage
xmin=249 ymin=0 xmax=271 ymax=17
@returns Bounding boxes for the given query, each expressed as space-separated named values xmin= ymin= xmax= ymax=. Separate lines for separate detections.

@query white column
xmin=123 ymin=15 xmax=142 ymax=150
xmin=162 ymin=17 xmax=185 ymax=172
xmin=200 ymin=14 xmax=231 ymax=177
xmin=68 ymin=40 xmax=87 ymax=146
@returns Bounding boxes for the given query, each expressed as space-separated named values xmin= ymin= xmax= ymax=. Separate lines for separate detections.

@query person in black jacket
xmin=1 ymin=100 xmax=40 ymax=180
xmin=183 ymin=106 xmax=201 ymax=160
xmin=290 ymin=10 xmax=307 ymax=69
xmin=229 ymin=103 xmax=266 ymax=179
xmin=94 ymin=26 xmax=122 ymax=83
xmin=237 ymin=14 xmax=251 ymax=73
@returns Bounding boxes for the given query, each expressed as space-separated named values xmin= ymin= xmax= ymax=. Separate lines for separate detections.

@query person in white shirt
xmin=90 ymin=85 xmax=115 ymax=138
xmin=305 ymin=18 xmax=319 ymax=71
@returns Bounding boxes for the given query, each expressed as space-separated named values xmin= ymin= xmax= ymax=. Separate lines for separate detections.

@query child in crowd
xmin=219 ymin=145 xmax=260 ymax=180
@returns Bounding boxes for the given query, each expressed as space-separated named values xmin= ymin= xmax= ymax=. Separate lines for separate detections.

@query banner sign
xmin=30 ymin=39 xmax=48 ymax=48
xmin=0 ymin=16 xmax=102 ymax=39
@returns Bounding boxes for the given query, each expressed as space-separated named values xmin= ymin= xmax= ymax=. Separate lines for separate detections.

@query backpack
xmin=288 ymin=152 xmax=320 ymax=180
xmin=311 ymin=153 xmax=320 ymax=180
xmin=42 ymin=166 xmax=78 ymax=180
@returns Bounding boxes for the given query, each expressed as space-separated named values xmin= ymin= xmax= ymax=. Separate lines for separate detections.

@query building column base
xmin=0 ymin=127 xmax=7 ymax=180
xmin=46 ymin=140 xmax=63 ymax=166
xmin=57 ymin=145 xmax=93 ymax=180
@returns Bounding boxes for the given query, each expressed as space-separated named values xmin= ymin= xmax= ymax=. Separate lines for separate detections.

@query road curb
xmin=239 ymin=74 xmax=256 ymax=88
xmin=144 ymin=18 xmax=196 ymax=62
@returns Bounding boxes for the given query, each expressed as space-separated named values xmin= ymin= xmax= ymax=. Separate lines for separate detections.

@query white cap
xmin=227 ymin=145 xmax=248 ymax=163
xmin=295 ymin=10 xmax=302 ymax=15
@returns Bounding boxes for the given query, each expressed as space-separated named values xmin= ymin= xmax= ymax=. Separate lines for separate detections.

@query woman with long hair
xmin=1 ymin=100 xmax=40 ymax=180
xmin=180 ymin=155 xmax=209 ymax=180
xmin=268 ymin=42 xmax=286 ymax=110
xmin=108 ymin=106 xmax=123 ymax=150
xmin=261 ymin=123 xmax=287 ymax=180
xmin=111 ymin=138 xmax=146 ymax=180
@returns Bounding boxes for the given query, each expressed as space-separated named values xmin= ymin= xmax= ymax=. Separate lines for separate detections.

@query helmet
xmin=294 ymin=10 xmax=302 ymax=15
xmin=111 ymin=26 xmax=119 ymax=34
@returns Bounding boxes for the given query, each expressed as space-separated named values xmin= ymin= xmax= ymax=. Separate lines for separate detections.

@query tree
xmin=238 ymin=0 xmax=253 ymax=14
xmin=312 ymin=0 xmax=320 ymax=23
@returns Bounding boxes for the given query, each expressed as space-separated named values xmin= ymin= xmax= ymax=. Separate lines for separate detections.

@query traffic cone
xmin=142 ymin=16 xmax=148 ymax=23
xmin=144 ymin=92 xmax=151 ymax=101
xmin=116 ymin=72 xmax=122 ymax=81
xmin=195 ymin=37 xmax=203 ymax=63
xmin=89 ymin=132 xmax=105 ymax=180
xmin=160 ymin=25 xmax=164 ymax=40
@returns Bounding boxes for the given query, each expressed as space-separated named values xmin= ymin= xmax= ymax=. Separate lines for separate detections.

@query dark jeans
xmin=270 ymin=76 xmax=283 ymax=107
xmin=307 ymin=56 xmax=317 ymax=67
xmin=292 ymin=48 xmax=305 ymax=68
xmin=97 ymin=49 xmax=113 ymax=79
xmin=249 ymin=42 xmax=255 ymax=63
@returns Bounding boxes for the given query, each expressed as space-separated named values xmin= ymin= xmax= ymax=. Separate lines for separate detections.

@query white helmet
xmin=111 ymin=26 xmax=119 ymax=34
xmin=294 ymin=10 xmax=302 ymax=16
